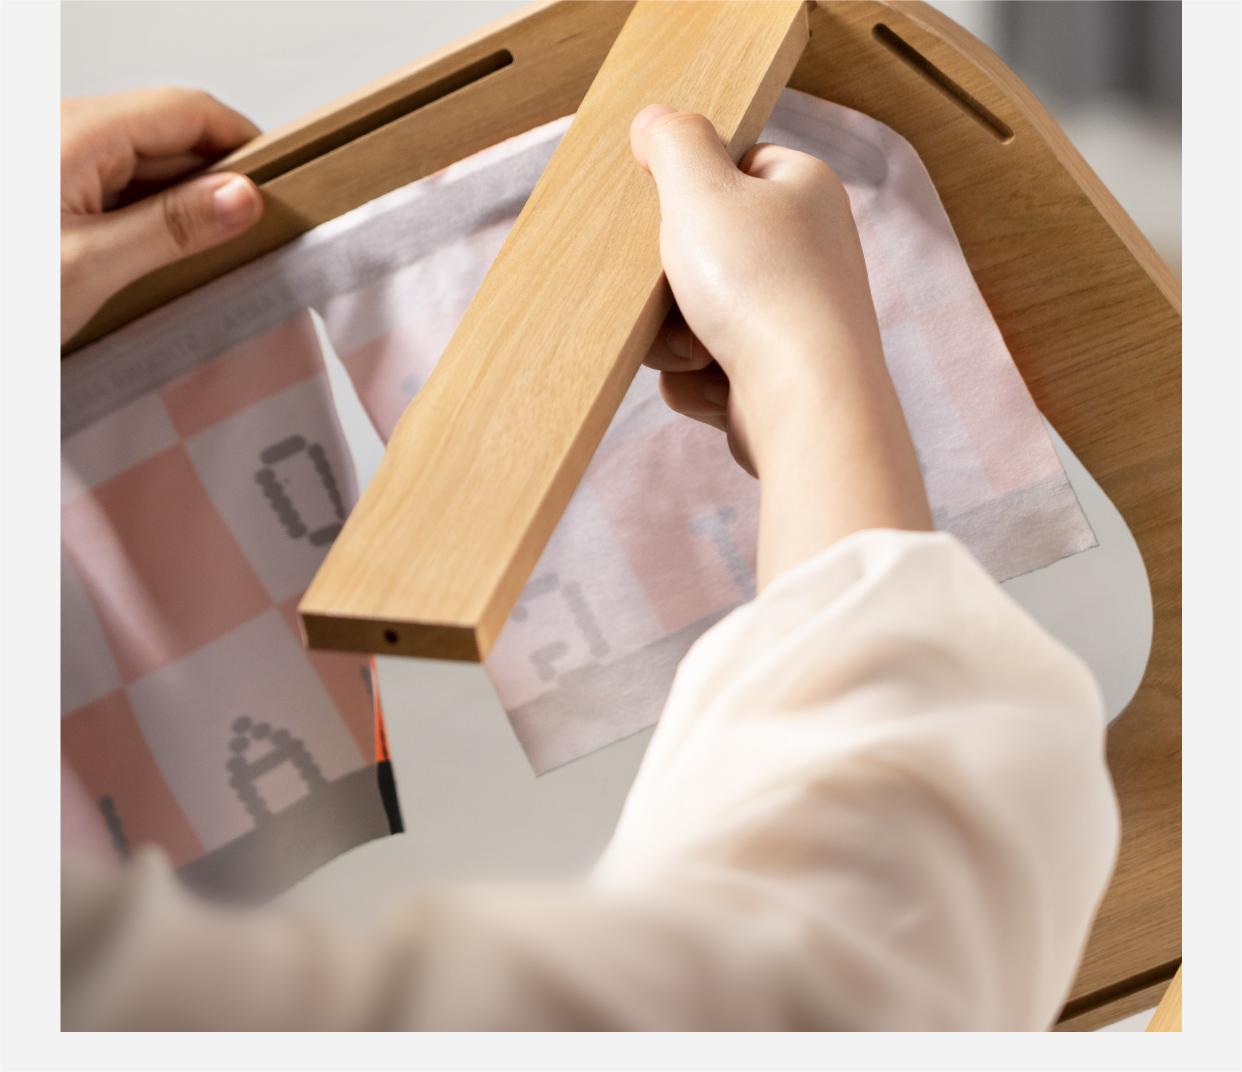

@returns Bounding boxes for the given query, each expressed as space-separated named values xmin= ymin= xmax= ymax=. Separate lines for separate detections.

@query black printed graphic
xmin=98 ymin=795 xmax=131 ymax=861
xmin=255 ymin=435 xmax=347 ymax=547
xmin=511 ymin=573 xmax=609 ymax=682
xmin=530 ymin=641 xmax=570 ymax=683
xmin=226 ymin=715 xmax=327 ymax=824
xmin=691 ymin=506 xmax=754 ymax=598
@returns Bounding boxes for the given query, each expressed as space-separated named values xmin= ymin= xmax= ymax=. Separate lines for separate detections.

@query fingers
xmin=659 ymin=364 xmax=730 ymax=422
xmin=738 ymin=142 xmax=827 ymax=184
xmin=628 ymin=103 xmax=834 ymax=193
xmin=63 ymin=88 xmax=261 ymax=206
xmin=644 ymin=310 xmax=713 ymax=373
xmin=66 ymin=87 xmax=260 ymax=161
xmin=130 ymin=151 xmax=213 ymax=184
xmin=126 ymin=87 xmax=259 ymax=157
xmin=630 ymin=105 xmax=739 ymax=208
xmin=644 ymin=308 xmax=731 ymax=433
xmin=81 ymin=171 xmax=263 ymax=294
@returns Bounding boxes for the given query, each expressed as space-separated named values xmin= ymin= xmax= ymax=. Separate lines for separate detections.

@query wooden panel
xmin=299 ymin=0 xmax=808 ymax=659
xmin=62 ymin=0 xmax=1179 ymax=1021
xmin=785 ymin=1 xmax=1180 ymax=1017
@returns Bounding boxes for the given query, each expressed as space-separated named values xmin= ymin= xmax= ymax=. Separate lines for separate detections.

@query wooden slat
xmin=298 ymin=0 xmax=808 ymax=659
xmin=1147 ymin=966 xmax=1182 ymax=1032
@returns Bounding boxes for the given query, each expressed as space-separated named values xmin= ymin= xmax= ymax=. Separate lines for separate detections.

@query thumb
xmin=91 ymin=172 xmax=263 ymax=289
xmin=630 ymin=105 xmax=740 ymax=210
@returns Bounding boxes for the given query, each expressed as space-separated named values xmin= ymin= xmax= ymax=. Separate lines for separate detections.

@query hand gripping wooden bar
xmin=299 ymin=1 xmax=809 ymax=660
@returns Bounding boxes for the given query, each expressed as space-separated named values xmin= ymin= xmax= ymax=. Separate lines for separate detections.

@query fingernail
xmin=633 ymin=104 xmax=675 ymax=132
xmin=702 ymin=381 xmax=728 ymax=406
xmin=665 ymin=326 xmax=694 ymax=360
xmin=212 ymin=176 xmax=258 ymax=228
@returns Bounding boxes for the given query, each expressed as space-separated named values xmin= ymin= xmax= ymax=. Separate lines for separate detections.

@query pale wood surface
xmin=300 ymin=0 xmax=808 ymax=659
xmin=63 ymin=0 xmax=1180 ymax=1029
xmin=1147 ymin=966 xmax=1182 ymax=1032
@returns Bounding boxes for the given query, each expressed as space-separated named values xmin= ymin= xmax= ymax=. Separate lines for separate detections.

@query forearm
xmin=744 ymin=340 xmax=932 ymax=589
xmin=64 ymin=533 xmax=1118 ymax=1031
xmin=602 ymin=530 xmax=1119 ymax=1030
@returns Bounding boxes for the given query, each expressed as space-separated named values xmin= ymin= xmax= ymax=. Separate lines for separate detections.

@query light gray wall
xmin=61 ymin=2 xmax=525 ymax=132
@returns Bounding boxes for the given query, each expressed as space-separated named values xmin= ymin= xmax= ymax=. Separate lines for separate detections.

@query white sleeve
xmin=62 ymin=530 xmax=1118 ymax=1030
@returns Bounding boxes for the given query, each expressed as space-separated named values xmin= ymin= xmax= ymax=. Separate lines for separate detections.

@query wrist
xmin=732 ymin=332 xmax=888 ymax=462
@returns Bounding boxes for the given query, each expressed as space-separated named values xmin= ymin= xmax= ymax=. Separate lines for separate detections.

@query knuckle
xmin=152 ymin=85 xmax=187 ymax=107
xmin=740 ymin=142 xmax=791 ymax=175
xmin=192 ymin=87 xmax=223 ymax=112
xmin=153 ymin=85 xmax=211 ymax=112
xmin=161 ymin=190 xmax=202 ymax=253
xmin=657 ymin=372 xmax=686 ymax=411
xmin=801 ymin=156 xmax=847 ymax=195
xmin=738 ymin=145 xmax=761 ymax=173
xmin=160 ymin=84 xmax=200 ymax=101
xmin=652 ymin=111 xmax=715 ymax=140
xmin=60 ymin=229 xmax=92 ymax=289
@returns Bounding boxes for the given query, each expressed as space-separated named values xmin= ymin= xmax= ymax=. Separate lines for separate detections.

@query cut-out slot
xmin=872 ymin=24 xmax=1013 ymax=143
xmin=248 ymin=49 xmax=515 ymax=184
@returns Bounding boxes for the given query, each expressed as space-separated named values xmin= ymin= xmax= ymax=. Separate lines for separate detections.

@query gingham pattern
xmin=62 ymin=313 xmax=400 ymax=900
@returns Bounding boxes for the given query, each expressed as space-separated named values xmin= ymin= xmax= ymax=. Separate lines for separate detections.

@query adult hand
xmin=61 ymin=88 xmax=265 ymax=343
xmin=631 ymin=105 xmax=931 ymax=584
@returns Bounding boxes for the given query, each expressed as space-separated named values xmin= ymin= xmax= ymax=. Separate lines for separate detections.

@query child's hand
xmin=61 ymin=89 xmax=265 ymax=343
xmin=631 ymin=104 xmax=887 ymax=477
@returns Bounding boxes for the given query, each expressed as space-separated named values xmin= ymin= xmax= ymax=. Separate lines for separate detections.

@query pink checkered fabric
xmin=62 ymin=314 xmax=400 ymax=900
xmin=62 ymin=90 xmax=1095 ymax=894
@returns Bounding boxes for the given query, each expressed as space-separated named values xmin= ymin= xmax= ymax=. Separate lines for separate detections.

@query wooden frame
xmin=299 ymin=0 xmax=809 ymax=660
xmin=63 ymin=0 xmax=1181 ymax=1029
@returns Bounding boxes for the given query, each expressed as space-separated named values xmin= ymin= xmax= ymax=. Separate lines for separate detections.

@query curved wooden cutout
xmin=789 ymin=1 xmax=1180 ymax=1025
xmin=63 ymin=0 xmax=1180 ymax=1027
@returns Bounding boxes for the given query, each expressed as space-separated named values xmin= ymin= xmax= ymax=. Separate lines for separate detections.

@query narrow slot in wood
xmin=872 ymin=22 xmax=1014 ymax=142
xmin=246 ymin=50 xmax=514 ymax=184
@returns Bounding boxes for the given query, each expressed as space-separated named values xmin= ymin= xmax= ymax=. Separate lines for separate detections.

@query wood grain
xmin=298 ymin=0 xmax=808 ymax=660
xmin=62 ymin=0 xmax=1180 ymax=1028
xmin=785 ymin=3 xmax=1180 ymax=1027
xmin=1146 ymin=966 xmax=1182 ymax=1031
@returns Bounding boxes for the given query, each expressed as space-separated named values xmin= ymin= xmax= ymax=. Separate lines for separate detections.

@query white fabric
xmin=63 ymin=90 xmax=1096 ymax=776
xmin=62 ymin=531 xmax=1119 ymax=1030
